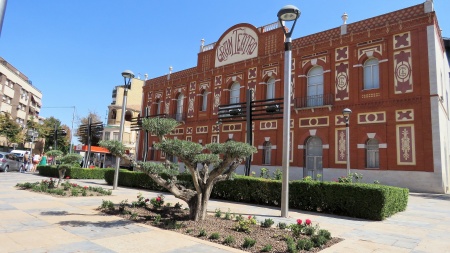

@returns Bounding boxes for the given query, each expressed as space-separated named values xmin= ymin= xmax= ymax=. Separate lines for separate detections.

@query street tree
xmin=0 ymin=113 xmax=23 ymax=146
xmin=100 ymin=117 xmax=257 ymax=221
xmin=40 ymin=117 xmax=71 ymax=152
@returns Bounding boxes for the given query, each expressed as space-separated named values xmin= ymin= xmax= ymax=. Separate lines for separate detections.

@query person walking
xmin=21 ymin=151 xmax=30 ymax=173
xmin=38 ymin=152 xmax=47 ymax=166
xmin=31 ymin=153 xmax=41 ymax=172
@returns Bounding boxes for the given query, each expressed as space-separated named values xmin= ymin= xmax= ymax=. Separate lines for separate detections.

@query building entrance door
xmin=304 ymin=136 xmax=323 ymax=179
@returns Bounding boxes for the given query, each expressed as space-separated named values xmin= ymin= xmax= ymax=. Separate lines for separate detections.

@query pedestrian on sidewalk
xmin=31 ymin=153 xmax=41 ymax=173
xmin=20 ymin=151 xmax=30 ymax=173
xmin=38 ymin=152 xmax=47 ymax=166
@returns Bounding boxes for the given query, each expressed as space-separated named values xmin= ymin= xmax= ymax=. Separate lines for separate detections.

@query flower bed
xmin=98 ymin=193 xmax=343 ymax=253
xmin=16 ymin=177 xmax=112 ymax=197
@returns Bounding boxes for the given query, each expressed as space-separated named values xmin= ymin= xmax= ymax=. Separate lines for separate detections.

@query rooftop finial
xmin=342 ymin=12 xmax=348 ymax=25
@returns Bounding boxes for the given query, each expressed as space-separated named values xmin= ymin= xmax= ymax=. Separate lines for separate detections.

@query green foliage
xmin=137 ymin=161 xmax=179 ymax=176
xmin=318 ymin=229 xmax=331 ymax=240
xmin=60 ymin=153 xmax=83 ymax=165
xmin=277 ymin=222 xmax=287 ymax=230
xmin=311 ymin=235 xmax=328 ymax=247
xmin=261 ymin=218 xmax=274 ymax=228
xmin=46 ymin=150 xmax=64 ymax=162
xmin=39 ymin=166 xmax=111 ymax=179
xmin=272 ymin=168 xmax=282 ymax=180
xmin=76 ymin=113 xmax=102 ymax=146
xmin=198 ymin=229 xmax=207 ymax=237
xmin=223 ymin=235 xmax=235 ymax=245
xmin=141 ymin=117 xmax=180 ymax=138
xmin=104 ymin=170 xmax=409 ymax=221
xmin=261 ymin=244 xmax=273 ymax=252
xmin=209 ymin=232 xmax=220 ymax=240
xmin=150 ymin=194 xmax=164 ymax=208
xmin=224 ymin=209 xmax=232 ymax=220
xmin=99 ymin=140 xmax=127 ymax=158
xmin=0 ymin=113 xmax=22 ymax=145
xmin=242 ymin=237 xmax=256 ymax=248
xmin=99 ymin=200 xmax=115 ymax=211
xmin=296 ymin=238 xmax=314 ymax=251
xmin=214 ymin=208 xmax=222 ymax=218
xmin=286 ymin=237 xmax=297 ymax=253
xmin=260 ymin=167 xmax=269 ymax=178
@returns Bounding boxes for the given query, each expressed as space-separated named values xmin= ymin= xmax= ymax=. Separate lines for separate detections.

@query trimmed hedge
xmin=38 ymin=166 xmax=113 ymax=180
xmin=103 ymin=170 xmax=408 ymax=220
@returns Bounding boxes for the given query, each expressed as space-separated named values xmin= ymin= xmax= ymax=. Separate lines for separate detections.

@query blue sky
xmin=1 ymin=0 xmax=449 ymax=145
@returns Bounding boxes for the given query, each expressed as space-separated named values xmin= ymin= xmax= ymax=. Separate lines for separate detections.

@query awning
xmin=74 ymin=145 xmax=110 ymax=154
xmin=31 ymin=95 xmax=42 ymax=106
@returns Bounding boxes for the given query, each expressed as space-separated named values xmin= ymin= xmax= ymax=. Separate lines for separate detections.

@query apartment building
xmin=0 ymin=57 xmax=43 ymax=147
xmin=103 ymin=77 xmax=145 ymax=158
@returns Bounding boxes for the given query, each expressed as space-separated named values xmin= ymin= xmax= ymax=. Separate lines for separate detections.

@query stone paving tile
xmin=13 ymin=241 xmax=116 ymax=253
xmin=0 ymin=203 xmax=17 ymax=210
xmin=59 ymin=219 xmax=153 ymax=240
xmin=164 ymin=244 xmax=241 ymax=253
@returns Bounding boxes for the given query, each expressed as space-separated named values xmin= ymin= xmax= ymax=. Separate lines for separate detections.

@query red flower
xmin=305 ymin=219 xmax=311 ymax=225
xmin=297 ymin=219 xmax=302 ymax=225
xmin=248 ymin=215 xmax=252 ymax=219
xmin=84 ymin=186 xmax=88 ymax=189
xmin=145 ymin=198 xmax=149 ymax=202
xmin=156 ymin=197 xmax=161 ymax=202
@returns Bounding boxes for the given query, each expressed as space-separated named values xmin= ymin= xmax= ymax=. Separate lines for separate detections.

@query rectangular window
xmin=104 ymin=132 xmax=110 ymax=140
xmin=112 ymin=132 xmax=119 ymax=141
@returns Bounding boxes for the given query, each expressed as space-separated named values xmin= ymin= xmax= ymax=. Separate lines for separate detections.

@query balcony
xmin=294 ymin=94 xmax=334 ymax=110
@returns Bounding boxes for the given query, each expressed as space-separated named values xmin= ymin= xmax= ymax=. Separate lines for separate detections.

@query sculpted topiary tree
xmin=100 ymin=117 xmax=257 ymax=221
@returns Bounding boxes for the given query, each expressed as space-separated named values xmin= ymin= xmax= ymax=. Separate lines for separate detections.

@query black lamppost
xmin=113 ymin=70 xmax=134 ymax=190
xmin=278 ymin=4 xmax=300 ymax=218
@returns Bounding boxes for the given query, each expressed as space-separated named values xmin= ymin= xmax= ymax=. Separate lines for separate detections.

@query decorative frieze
xmin=396 ymin=124 xmax=416 ymax=165
xmin=396 ymin=109 xmax=414 ymax=122
xmin=299 ymin=117 xmax=329 ymax=127
xmin=357 ymin=112 xmax=386 ymax=124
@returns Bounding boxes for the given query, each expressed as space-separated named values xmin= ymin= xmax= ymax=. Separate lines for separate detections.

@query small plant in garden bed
xmin=16 ymin=179 xmax=112 ymax=197
xmin=98 ymin=193 xmax=343 ymax=252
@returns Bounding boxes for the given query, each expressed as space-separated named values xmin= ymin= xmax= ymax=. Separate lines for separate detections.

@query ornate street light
xmin=113 ymin=70 xmax=134 ymax=190
xmin=278 ymin=4 xmax=300 ymax=218
xmin=342 ymin=108 xmax=352 ymax=176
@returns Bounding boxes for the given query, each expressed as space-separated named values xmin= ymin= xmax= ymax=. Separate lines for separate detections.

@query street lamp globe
xmin=277 ymin=5 xmax=301 ymax=21
xmin=342 ymin=108 xmax=352 ymax=119
xmin=122 ymin=70 xmax=135 ymax=88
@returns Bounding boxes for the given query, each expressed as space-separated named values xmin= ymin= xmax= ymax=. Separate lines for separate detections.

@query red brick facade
xmin=139 ymin=3 xmax=449 ymax=192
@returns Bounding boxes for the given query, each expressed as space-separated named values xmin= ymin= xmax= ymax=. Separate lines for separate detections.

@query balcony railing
xmin=294 ymin=94 xmax=334 ymax=109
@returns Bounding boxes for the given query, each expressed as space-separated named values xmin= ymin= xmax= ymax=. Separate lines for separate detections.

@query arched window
xmin=263 ymin=141 xmax=272 ymax=165
xmin=110 ymin=109 xmax=117 ymax=120
xmin=266 ymin=78 xmax=275 ymax=100
xmin=154 ymin=99 xmax=161 ymax=115
xmin=125 ymin=111 xmax=132 ymax=121
xmin=366 ymin=138 xmax=379 ymax=168
xmin=176 ymin=94 xmax=184 ymax=121
xmin=364 ymin=58 xmax=379 ymax=90
xmin=307 ymin=66 xmax=324 ymax=107
xmin=230 ymin=82 xmax=240 ymax=104
xmin=201 ymin=90 xmax=208 ymax=112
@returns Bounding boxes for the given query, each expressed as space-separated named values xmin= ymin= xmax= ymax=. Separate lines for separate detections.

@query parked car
xmin=0 ymin=152 xmax=24 ymax=172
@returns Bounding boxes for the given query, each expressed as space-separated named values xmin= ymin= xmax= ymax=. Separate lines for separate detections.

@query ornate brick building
xmin=139 ymin=1 xmax=450 ymax=193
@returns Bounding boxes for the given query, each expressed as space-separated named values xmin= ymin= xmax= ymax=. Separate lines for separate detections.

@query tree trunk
xmin=187 ymin=193 xmax=202 ymax=221
xmin=57 ymin=168 xmax=66 ymax=187
xmin=198 ymin=184 xmax=214 ymax=220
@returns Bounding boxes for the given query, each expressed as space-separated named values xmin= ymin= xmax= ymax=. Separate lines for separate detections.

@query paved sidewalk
xmin=1 ymin=173 xmax=450 ymax=253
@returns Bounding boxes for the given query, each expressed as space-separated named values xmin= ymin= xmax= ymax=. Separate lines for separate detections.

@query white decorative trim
xmin=309 ymin=129 xmax=317 ymax=136
xmin=298 ymin=145 xmax=304 ymax=149
xmin=379 ymin=59 xmax=389 ymax=63
xmin=323 ymin=144 xmax=329 ymax=149
xmin=264 ymin=137 xmax=270 ymax=141
xmin=258 ymin=145 xmax=263 ymax=149
xmin=323 ymin=70 xmax=331 ymax=73
xmin=367 ymin=133 xmax=376 ymax=138
xmin=272 ymin=145 xmax=277 ymax=149
xmin=357 ymin=144 xmax=366 ymax=149
xmin=228 ymin=134 xmax=233 ymax=139
xmin=379 ymin=143 xmax=387 ymax=148
xmin=298 ymin=74 xmax=306 ymax=78
xmin=353 ymin=64 xmax=363 ymax=68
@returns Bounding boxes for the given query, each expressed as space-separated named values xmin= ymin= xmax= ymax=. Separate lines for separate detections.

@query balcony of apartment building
xmin=293 ymin=93 xmax=334 ymax=111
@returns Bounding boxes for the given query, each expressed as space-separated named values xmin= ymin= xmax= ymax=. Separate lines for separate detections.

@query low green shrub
xmin=103 ymin=170 xmax=408 ymax=220
xmin=242 ymin=237 xmax=256 ymax=248
xmin=39 ymin=166 xmax=113 ymax=179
